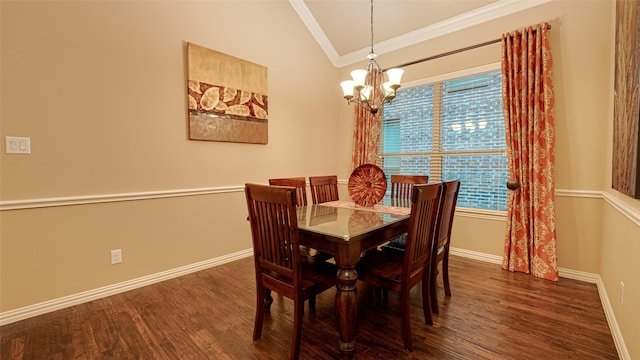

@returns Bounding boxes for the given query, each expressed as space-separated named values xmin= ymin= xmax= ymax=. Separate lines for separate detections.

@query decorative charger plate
xmin=348 ymin=164 xmax=387 ymax=207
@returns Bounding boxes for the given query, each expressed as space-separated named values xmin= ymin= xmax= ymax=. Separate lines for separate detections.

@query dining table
xmin=296 ymin=198 xmax=411 ymax=359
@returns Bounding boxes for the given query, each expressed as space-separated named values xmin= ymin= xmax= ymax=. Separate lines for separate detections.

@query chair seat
xmin=262 ymin=260 xmax=336 ymax=295
xmin=382 ymin=236 xmax=446 ymax=256
xmin=380 ymin=234 xmax=407 ymax=255
xmin=357 ymin=249 xmax=405 ymax=288
xmin=301 ymin=246 xmax=334 ymax=263
xmin=300 ymin=259 xmax=338 ymax=293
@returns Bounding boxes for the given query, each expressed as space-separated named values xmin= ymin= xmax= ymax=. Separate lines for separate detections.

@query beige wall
xmin=1 ymin=193 xmax=250 ymax=309
xmin=1 ymin=0 xmax=639 ymax=357
xmin=555 ymin=195 xmax=604 ymax=273
xmin=0 ymin=1 xmax=342 ymax=310
xmin=449 ymin=214 xmax=506 ymax=257
xmin=600 ymin=200 xmax=640 ymax=359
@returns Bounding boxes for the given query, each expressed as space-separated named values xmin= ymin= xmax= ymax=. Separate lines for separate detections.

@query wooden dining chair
xmin=245 ymin=183 xmax=337 ymax=360
xmin=356 ymin=183 xmax=443 ymax=351
xmin=429 ymin=179 xmax=460 ymax=314
xmin=269 ymin=177 xmax=334 ymax=278
xmin=268 ymin=177 xmax=308 ymax=207
xmin=390 ymin=175 xmax=429 ymax=200
xmin=381 ymin=175 xmax=429 ymax=254
xmin=309 ymin=175 xmax=339 ymax=204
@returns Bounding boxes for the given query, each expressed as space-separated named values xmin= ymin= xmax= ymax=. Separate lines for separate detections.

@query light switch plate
xmin=5 ymin=136 xmax=31 ymax=154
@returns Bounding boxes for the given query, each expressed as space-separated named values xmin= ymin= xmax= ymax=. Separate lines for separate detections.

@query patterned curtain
xmin=351 ymin=105 xmax=381 ymax=169
xmin=501 ymin=22 xmax=558 ymax=281
xmin=351 ymin=67 xmax=383 ymax=169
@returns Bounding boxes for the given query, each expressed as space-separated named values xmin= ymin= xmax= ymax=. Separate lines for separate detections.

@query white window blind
xmin=380 ymin=70 xmax=507 ymax=211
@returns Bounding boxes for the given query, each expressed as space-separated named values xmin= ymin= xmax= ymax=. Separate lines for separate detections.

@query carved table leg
xmin=336 ymin=266 xmax=358 ymax=359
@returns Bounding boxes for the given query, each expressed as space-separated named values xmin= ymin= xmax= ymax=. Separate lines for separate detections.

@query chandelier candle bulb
xmin=351 ymin=69 xmax=367 ymax=89
xmin=386 ymin=68 xmax=404 ymax=86
xmin=341 ymin=81 xmax=355 ymax=100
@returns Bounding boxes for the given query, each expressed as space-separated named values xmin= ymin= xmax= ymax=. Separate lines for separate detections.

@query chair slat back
xmin=403 ymin=183 xmax=443 ymax=284
xmin=269 ymin=177 xmax=307 ymax=207
xmin=309 ymin=175 xmax=339 ymax=204
xmin=245 ymin=184 xmax=301 ymax=285
xmin=391 ymin=175 xmax=429 ymax=200
xmin=434 ymin=180 xmax=460 ymax=255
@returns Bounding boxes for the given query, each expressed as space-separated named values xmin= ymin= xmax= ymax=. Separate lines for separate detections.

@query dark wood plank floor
xmin=1 ymin=255 xmax=618 ymax=359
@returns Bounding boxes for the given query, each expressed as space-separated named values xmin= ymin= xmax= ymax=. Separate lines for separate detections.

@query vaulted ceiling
xmin=290 ymin=0 xmax=553 ymax=67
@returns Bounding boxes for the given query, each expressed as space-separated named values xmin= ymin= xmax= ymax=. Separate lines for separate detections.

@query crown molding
xmin=290 ymin=0 xmax=555 ymax=68
xmin=288 ymin=0 xmax=340 ymax=64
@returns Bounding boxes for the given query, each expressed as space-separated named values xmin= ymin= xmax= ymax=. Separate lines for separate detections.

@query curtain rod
xmin=384 ymin=24 xmax=551 ymax=71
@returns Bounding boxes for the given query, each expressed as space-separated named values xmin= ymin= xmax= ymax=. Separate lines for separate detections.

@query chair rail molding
xmin=0 ymin=186 xmax=245 ymax=211
xmin=602 ymin=191 xmax=640 ymax=226
xmin=2 ymin=185 xmax=637 ymax=228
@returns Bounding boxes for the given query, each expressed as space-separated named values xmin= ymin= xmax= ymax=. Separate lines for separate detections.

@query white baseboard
xmin=450 ymin=247 xmax=503 ymax=264
xmin=594 ymin=275 xmax=631 ymax=360
xmin=450 ymin=247 xmax=629 ymax=360
xmin=0 ymin=249 xmax=253 ymax=326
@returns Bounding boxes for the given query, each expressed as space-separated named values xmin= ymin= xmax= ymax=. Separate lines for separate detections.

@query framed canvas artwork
xmin=187 ymin=42 xmax=268 ymax=144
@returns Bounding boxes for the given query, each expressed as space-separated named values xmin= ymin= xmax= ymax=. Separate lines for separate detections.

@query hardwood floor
xmin=1 ymin=256 xmax=618 ymax=359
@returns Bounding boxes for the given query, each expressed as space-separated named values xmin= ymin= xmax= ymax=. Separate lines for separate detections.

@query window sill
xmin=455 ymin=206 xmax=507 ymax=221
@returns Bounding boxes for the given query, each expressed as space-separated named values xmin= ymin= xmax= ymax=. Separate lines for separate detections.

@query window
xmin=380 ymin=67 xmax=507 ymax=211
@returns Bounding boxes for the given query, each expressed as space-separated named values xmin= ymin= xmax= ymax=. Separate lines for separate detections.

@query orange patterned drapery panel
xmin=351 ymin=104 xmax=381 ymax=169
xmin=501 ymin=22 xmax=558 ymax=281
xmin=351 ymin=68 xmax=383 ymax=169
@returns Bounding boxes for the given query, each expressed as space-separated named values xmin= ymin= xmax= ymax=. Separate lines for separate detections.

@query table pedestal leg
xmin=336 ymin=266 xmax=357 ymax=359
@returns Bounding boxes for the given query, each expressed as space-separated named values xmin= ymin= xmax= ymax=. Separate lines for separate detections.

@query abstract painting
xmin=613 ymin=0 xmax=640 ymax=198
xmin=187 ymin=42 xmax=268 ymax=144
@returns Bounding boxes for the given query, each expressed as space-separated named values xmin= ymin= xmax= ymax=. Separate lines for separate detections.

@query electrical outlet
xmin=111 ymin=249 xmax=122 ymax=264
xmin=5 ymin=136 xmax=31 ymax=154
xmin=620 ymin=281 xmax=625 ymax=304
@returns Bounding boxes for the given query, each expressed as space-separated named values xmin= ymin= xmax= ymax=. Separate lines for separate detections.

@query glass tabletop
xmin=297 ymin=201 xmax=409 ymax=241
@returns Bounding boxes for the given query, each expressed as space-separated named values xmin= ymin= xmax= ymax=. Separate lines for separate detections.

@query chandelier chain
xmin=370 ymin=0 xmax=374 ymax=54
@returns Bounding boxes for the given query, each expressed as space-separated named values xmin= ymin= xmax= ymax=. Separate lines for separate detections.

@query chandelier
xmin=340 ymin=0 xmax=404 ymax=115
